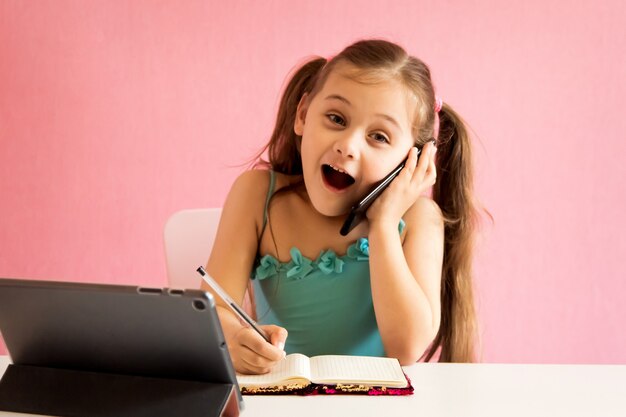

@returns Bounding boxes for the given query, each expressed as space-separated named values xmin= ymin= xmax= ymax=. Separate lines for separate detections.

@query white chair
xmin=163 ymin=207 xmax=254 ymax=315
xmin=163 ymin=208 xmax=222 ymax=290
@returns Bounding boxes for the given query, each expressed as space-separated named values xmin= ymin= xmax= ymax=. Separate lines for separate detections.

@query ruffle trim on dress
xmin=254 ymin=219 xmax=405 ymax=280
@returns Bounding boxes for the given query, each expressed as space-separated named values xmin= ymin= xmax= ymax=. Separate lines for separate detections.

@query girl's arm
xmin=365 ymin=143 xmax=443 ymax=364
xmin=368 ymin=197 xmax=444 ymax=364
xmin=202 ymin=170 xmax=287 ymax=374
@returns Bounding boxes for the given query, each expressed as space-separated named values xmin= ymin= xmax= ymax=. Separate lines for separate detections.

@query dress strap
xmin=253 ymin=170 xmax=276 ymax=279
xmin=260 ymin=170 xmax=276 ymax=236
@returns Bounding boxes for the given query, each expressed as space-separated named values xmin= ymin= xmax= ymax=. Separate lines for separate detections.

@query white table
xmin=1 ymin=356 xmax=625 ymax=416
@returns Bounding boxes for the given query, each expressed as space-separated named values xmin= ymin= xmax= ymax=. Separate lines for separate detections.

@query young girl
xmin=204 ymin=39 xmax=481 ymax=375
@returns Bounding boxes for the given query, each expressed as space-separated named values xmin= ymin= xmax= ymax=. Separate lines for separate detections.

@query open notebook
xmin=236 ymin=354 xmax=412 ymax=395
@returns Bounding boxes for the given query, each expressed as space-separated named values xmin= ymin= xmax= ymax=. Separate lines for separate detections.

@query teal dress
xmin=251 ymin=171 xmax=405 ymax=357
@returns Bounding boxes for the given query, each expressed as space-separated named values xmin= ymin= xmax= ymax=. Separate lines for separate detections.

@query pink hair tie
xmin=433 ymin=96 xmax=443 ymax=140
xmin=434 ymin=96 xmax=443 ymax=113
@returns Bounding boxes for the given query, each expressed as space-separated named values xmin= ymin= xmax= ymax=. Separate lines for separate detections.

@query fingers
xmin=242 ymin=326 xmax=286 ymax=360
xmin=238 ymin=345 xmax=279 ymax=374
xmin=403 ymin=146 xmax=420 ymax=178
xmin=402 ymin=141 xmax=436 ymax=188
xmin=268 ymin=325 xmax=288 ymax=351
xmin=425 ymin=142 xmax=437 ymax=184
xmin=233 ymin=325 xmax=288 ymax=374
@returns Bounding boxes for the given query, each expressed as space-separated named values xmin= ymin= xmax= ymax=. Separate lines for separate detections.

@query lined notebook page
xmin=309 ymin=355 xmax=407 ymax=387
xmin=236 ymin=353 xmax=311 ymax=387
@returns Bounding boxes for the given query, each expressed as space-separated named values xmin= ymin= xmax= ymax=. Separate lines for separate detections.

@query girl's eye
xmin=327 ymin=113 xmax=346 ymax=126
xmin=370 ymin=132 xmax=390 ymax=144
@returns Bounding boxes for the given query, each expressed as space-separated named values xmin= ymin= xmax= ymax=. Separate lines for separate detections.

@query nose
xmin=332 ymin=131 xmax=360 ymax=159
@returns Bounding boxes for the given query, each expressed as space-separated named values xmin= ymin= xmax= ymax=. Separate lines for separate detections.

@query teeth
xmin=329 ymin=164 xmax=347 ymax=174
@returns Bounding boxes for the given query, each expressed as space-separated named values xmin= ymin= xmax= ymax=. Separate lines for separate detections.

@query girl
xmin=204 ymin=39 xmax=481 ymax=375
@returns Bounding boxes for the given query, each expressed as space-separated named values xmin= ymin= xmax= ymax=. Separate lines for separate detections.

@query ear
xmin=294 ymin=93 xmax=309 ymax=136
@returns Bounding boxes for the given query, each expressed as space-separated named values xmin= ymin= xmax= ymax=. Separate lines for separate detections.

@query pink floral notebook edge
xmin=241 ymin=373 xmax=414 ymax=396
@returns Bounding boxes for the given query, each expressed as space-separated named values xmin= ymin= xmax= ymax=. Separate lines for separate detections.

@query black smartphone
xmin=339 ymin=148 xmax=422 ymax=236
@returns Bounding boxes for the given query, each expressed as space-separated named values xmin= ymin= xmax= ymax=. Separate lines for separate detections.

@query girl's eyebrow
xmin=324 ymin=94 xmax=401 ymax=130
xmin=325 ymin=94 xmax=352 ymax=106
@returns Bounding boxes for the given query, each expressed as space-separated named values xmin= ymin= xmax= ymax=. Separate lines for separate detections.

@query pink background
xmin=1 ymin=1 xmax=625 ymax=363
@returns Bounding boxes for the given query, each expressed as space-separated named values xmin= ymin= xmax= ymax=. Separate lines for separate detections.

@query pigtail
xmin=424 ymin=103 xmax=480 ymax=363
xmin=258 ymin=57 xmax=327 ymax=175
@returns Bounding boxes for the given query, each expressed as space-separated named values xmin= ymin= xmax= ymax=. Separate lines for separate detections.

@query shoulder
xmin=229 ymin=169 xmax=300 ymax=196
xmin=224 ymin=169 xmax=302 ymax=227
xmin=229 ymin=169 xmax=272 ymax=196
xmin=222 ymin=169 xmax=297 ymax=240
xmin=223 ymin=169 xmax=273 ymax=230
xmin=403 ymin=196 xmax=444 ymax=235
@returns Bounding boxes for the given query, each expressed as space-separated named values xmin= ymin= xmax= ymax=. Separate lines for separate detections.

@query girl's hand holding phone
xmin=227 ymin=324 xmax=288 ymax=375
xmin=366 ymin=141 xmax=438 ymax=229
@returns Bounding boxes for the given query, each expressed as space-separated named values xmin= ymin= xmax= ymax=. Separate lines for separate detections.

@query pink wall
xmin=1 ymin=1 xmax=625 ymax=363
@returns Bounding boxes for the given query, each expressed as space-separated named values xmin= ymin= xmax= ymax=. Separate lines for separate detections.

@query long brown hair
xmin=256 ymin=39 xmax=487 ymax=362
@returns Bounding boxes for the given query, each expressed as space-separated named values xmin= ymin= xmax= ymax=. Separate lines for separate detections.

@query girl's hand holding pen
xmin=228 ymin=324 xmax=288 ymax=375
xmin=196 ymin=266 xmax=288 ymax=374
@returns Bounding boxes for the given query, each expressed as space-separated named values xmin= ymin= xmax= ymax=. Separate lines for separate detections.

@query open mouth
xmin=322 ymin=164 xmax=355 ymax=190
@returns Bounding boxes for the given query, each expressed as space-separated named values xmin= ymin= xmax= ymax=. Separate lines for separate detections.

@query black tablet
xmin=0 ymin=278 xmax=242 ymax=408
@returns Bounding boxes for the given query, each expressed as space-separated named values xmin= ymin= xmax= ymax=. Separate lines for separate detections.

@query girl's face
xmin=295 ymin=65 xmax=417 ymax=217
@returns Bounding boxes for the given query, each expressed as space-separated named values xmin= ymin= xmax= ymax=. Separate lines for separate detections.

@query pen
xmin=196 ymin=266 xmax=271 ymax=343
